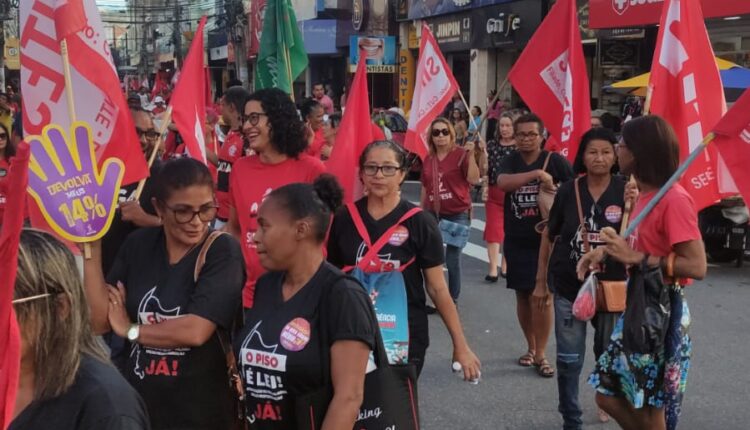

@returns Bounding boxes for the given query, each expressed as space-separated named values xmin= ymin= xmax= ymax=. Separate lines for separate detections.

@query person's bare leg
xmin=516 ymin=291 xmax=536 ymax=357
xmin=634 ymin=406 xmax=666 ymax=430
xmin=501 ymin=253 xmax=507 ymax=276
xmin=532 ymin=298 xmax=554 ymax=374
xmin=596 ymin=393 xmax=641 ymax=430
xmin=487 ymin=242 xmax=500 ymax=277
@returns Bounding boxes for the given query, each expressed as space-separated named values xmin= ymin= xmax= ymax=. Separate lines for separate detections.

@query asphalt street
xmin=400 ymin=181 xmax=750 ymax=430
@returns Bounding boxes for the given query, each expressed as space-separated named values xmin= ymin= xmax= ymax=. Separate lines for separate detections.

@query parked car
xmin=372 ymin=109 xmax=422 ymax=178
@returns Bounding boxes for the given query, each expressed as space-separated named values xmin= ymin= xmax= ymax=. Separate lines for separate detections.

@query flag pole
xmin=284 ymin=42 xmax=295 ymax=102
xmin=132 ymin=106 xmax=173 ymax=201
xmin=472 ymin=76 xmax=510 ymax=138
xmin=623 ymin=132 xmax=715 ymax=237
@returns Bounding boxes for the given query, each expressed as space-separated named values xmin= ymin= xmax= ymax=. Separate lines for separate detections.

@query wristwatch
xmin=127 ymin=324 xmax=141 ymax=343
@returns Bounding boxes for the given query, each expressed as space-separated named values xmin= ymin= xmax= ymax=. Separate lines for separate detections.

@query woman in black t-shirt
xmin=11 ymin=230 xmax=149 ymax=430
xmin=535 ymin=128 xmax=629 ymax=427
xmin=83 ymin=158 xmax=245 ymax=430
xmin=237 ymin=175 xmax=377 ymax=429
xmin=328 ymin=140 xmax=481 ymax=379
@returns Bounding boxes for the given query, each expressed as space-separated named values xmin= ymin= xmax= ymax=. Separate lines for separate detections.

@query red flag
xmin=404 ymin=25 xmax=460 ymax=160
xmin=53 ymin=0 xmax=87 ymax=40
xmin=712 ymin=89 xmax=750 ymax=204
xmin=326 ymin=50 xmax=378 ymax=202
xmin=0 ymin=143 xmax=30 ymax=429
xmin=507 ymin=0 xmax=590 ymax=162
xmin=20 ymin=0 xmax=148 ymax=185
xmin=648 ymin=0 xmax=727 ymax=210
xmin=170 ymin=17 xmax=208 ymax=164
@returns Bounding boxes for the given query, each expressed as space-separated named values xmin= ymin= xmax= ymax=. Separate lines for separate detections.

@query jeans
xmin=440 ymin=212 xmax=470 ymax=302
xmin=554 ymin=294 xmax=619 ymax=430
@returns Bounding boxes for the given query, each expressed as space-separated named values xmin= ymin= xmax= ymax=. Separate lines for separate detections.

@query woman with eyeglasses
xmin=11 ymin=229 xmax=150 ymax=430
xmin=84 ymin=157 xmax=246 ymax=430
xmin=328 ymin=140 xmax=481 ymax=378
xmin=420 ymin=118 xmax=481 ymax=306
xmin=226 ymin=88 xmax=326 ymax=309
xmin=0 ymin=122 xmax=15 ymax=226
xmin=536 ymin=128 xmax=627 ymax=428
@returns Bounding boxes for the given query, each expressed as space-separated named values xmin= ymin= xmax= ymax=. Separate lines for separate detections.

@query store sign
xmin=598 ymin=28 xmax=646 ymax=39
xmin=590 ymin=0 xmax=750 ymax=28
xmin=292 ymin=0 xmax=317 ymax=21
xmin=471 ymin=1 xmax=542 ymax=49
xmin=300 ymin=19 xmax=338 ymax=54
xmin=599 ymin=40 xmax=639 ymax=66
xmin=349 ymin=36 xmax=397 ymax=73
xmin=408 ymin=0 xmax=516 ymax=20
xmin=399 ymin=50 xmax=416 ymax=113
xmin=4 ymin=37 xmax=20 ymax=70
xmin=425 ymin=12 xmax=472 ymax=52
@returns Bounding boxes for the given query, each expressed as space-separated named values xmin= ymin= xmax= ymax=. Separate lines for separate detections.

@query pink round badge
xmin=388 ymin=226 xmax=409 ymax=246
xmin=605 ymin=205 xmax=623 ymax=223
xmin=280 ymin=318 xmax=311 ymax=352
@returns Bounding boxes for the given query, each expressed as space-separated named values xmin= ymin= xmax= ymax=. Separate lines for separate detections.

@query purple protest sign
xmin=26 ymin=122 xmax=124 ymax=242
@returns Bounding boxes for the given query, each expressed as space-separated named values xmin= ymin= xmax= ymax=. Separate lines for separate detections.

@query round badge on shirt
xmin=280 ymin=318 xmax=311 ymax=352
xmin=605 ymin=205 xmax=623 ymax=223
xmin=388 ymin=226 xmax=409 ymax=246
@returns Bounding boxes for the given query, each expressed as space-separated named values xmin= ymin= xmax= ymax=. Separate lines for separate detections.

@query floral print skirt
xmin=588 ymin=285 xmax=691 ymax=430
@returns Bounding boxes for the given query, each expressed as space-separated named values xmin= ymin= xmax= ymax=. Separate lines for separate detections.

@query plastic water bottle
xmin=452 ymin=361 xmax=480 ymax=384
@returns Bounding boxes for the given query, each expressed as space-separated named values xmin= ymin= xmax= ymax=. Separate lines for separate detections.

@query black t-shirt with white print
xmin=106 ymin=227 xmax=245 ymax=430
xmin=547 ymin=175 xmax=628 ymax=303
xmin=326 ymin=198 xmax=445 ymax=357
xmin=498 ymin=150 xmax=574 ymax=245
xmin=236 ymin=262 xmax=377 ymax=429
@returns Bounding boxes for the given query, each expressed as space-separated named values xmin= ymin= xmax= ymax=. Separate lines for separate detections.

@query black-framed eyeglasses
xmin=362 ymin=164 xmax=402 ymax=177
xmin=136 ymin=128 xmax=160 ymax=140
xmin=0 ymin=133 xmax=7 ymax=139
xmin=162 ymin=202 xmax=219 ymax=224
xmin=242 ymin=112 xmax=268 ymax=126
xmin=431 ymin=128 xmax=450 ymax=137
xmin=515 ymin=132 xmax=540 ymax=140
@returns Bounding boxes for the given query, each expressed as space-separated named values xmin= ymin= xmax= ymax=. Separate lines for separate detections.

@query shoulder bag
xmin=295 ymin=274 xmax=421 ymax=430
xmin=194 ymin=230 xmax=247 ymax=430
xmin=431 ymin=151 xmax=471 ymax=249
xmin=573 ymin=178 xmax=627 ymax=313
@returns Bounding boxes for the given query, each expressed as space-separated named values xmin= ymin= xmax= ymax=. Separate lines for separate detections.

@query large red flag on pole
xmin=20 ymin=0 xmax=149 ymax=185
xmin=326 ymin=49 xmax=378 ymax=203
xmin=404 ymin=25 xmax=460 ymax=160
xmin=647 ymin=0 xmax=729 ymax=210
xmin=0 ymin=143 xmax=30 ymax=429
xmin=712 ymin=89 xmax=750 ymax=204
xmin=507 ymin=0 xmax=590 ymax=162
xmin=170 ymin=16 xmax=208 ymax=164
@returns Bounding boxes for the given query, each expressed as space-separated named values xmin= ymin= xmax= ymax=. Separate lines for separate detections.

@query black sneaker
xmin=425 ymin=305 xmax=437 ymax=315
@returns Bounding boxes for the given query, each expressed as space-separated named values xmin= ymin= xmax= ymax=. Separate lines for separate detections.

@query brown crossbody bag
xmin=574 ymin=178 xmax=627 ymax=313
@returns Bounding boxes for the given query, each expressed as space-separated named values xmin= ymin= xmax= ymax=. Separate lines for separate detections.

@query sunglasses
xmin=431 ymin=128 xmax=450 ymax=137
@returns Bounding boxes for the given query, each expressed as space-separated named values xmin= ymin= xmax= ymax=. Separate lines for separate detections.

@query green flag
xmin=255 ymin=0 xmax=309 ymax=96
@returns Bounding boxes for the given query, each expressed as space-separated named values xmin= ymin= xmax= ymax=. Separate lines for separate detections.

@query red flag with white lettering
xmin=507 ymin=0 xmax=590 ymax=162
xmin=170 ymin=17 xmax=208 ymax=164
xmin=20 ymin=0 xmax=148 ymax=185
xmin=404 ymin=25 xmax=459 ymax=160
xmin=648 ymin=0 xmax=728 ymax=210
xmin=712 ymin=89 xmax=750 ymax=204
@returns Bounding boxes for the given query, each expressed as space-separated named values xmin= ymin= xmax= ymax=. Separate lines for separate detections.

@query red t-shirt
xmin=229 ymin=154 xmax=326 ymax=307
xmin=421 ymin=147 xmax=472 ymax=215
xmin=305 ymin=128 xmax=327 ymax=159
xmin=630 ymin=184 xmax=701 ymax=283
xmin=0 ymin=158 xmax=8 ymax=223
xmin=216 ymin=130 xmax=245 ymax=220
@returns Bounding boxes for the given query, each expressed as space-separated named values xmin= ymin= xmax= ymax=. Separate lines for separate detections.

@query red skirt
xmin=484 ymin=186 xmax=505 ymax=243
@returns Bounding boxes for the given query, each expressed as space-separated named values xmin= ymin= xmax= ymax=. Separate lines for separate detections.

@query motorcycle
xmin=699 ymin=197 xmax=749 ymax=267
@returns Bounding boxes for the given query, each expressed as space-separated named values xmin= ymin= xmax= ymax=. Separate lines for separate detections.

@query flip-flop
xmin=534 ymin=358 xmax=555 ymax=378
xmin=518 ymin=351 xmax=535 ymax=367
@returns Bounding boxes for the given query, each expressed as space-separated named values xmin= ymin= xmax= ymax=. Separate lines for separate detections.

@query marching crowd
xmin=2 ymin=83 xmax=706 ymax=430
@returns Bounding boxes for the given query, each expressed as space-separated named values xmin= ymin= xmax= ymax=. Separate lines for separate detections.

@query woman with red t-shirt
xmin=420 ymin=118 xmax=480 ymax=305
xmin=578 ymin=116 xmax=707 ymax=430
xmin=300 ymin=98 xmax=327 ymax=159
xmin=227 ymin=88 xmax=326 ymax=309
xmin=0 ymin=123 xmax=14 ymax=225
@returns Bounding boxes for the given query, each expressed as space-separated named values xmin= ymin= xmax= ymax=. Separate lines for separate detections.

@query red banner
xmin=712 ymin=89 xmax=750 ymax=205
xmin=248 ymin=0 xmax=267 ymax=57
xmin=590 ymin=0 xmax=750 ymax=29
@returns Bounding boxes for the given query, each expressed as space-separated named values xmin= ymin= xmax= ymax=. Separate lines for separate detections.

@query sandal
xmin=518 ymin=351 xmax=535 ymax=367
xmin=534 ymin=358 xmax=555 ymax=378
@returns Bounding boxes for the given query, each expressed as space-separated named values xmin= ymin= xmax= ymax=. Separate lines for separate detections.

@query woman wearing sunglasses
xmin=84 ymin=157 xmax=246 ymax=430
xmin=0 ymin=122 xmax=15 ymax=227
xmin=225 ymin=88 xmax=326 ymax=309
xmin=11 ymin=229 xmax=149 ymax=430
xmin=329 ymin=140 xmax=481 ymax=378
xmin=420 ymin=118 xmax=481 ymax=306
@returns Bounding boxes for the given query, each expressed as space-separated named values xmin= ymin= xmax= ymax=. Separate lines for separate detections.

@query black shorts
xmin=504 ymin=239 xmax=540 ymax=292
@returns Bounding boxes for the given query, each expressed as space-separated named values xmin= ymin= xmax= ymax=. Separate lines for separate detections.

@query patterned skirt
xmin=588 ymin=285 xmax=691 ymax=430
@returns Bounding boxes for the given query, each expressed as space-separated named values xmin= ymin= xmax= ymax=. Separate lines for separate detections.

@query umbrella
xmin=606 ymin=57 xmax=739 ymax=91
xmin=720 ymin=67 xmax=750 ymax=89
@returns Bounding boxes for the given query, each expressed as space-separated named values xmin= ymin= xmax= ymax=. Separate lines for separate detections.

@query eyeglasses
xmin=136 ymin=128 xmax=160 ymax=140
xmin=362 ymin=164 xmax=402 ymax=177
xmin=431 ymin=128 xmax=450 ymax=137
xmin=515 ymin=132 xmax=540 ymax=140
xmin=242 ymin=112 xmax=268 ymax=126
xmin=162 ymin=202 xmax=218 ymax=224
xmin=0 ymin=133 xmax=7 ymax=139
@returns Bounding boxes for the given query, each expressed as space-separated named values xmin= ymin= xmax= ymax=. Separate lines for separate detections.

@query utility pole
xmin=173 ymin=0 xmax=182 ymax=65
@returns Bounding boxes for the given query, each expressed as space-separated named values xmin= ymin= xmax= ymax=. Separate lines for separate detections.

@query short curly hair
xmin=246 ymin=88 xmax=307 ymax=158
